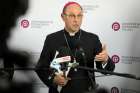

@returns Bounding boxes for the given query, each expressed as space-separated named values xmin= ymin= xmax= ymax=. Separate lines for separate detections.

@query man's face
xmin=62 ymin=4 xmax=83 ymax=32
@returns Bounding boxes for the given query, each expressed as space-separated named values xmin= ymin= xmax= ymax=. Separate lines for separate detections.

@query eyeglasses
xmin=64 ymin=14 xmax=83 ymax=19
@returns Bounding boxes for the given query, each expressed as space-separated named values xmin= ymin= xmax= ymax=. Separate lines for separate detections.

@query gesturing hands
xmin=95 ymin=44 xmax=109 ymax=63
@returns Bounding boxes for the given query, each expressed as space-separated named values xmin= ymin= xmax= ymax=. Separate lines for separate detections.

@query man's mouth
xmin=73 ymin=24 xmax=79 ymax=27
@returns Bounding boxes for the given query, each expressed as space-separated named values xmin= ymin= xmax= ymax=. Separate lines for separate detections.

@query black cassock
xmin=36 ymin=29 xmax=115 ymax=93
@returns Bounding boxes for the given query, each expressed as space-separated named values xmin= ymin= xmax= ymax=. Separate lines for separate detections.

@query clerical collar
xmin=64 ymin=29 xmax=81 ymax=37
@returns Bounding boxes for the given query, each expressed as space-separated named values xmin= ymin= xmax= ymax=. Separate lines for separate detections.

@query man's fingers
xmin=102 ymin=43 xmax=107 ymax=51
xmin=58 ymin=77 xmax=70 ymax=86
xmin=96 ymin=52 xmax=106 ymax=57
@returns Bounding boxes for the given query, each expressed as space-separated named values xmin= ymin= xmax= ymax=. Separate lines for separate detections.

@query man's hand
xmin=95 ymin=44 xmax=108 ymax=63
xmin=53 ymin=73 xmax=70 ymax=86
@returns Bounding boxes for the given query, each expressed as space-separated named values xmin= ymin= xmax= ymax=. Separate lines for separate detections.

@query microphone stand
xmin=76 ymin=66 xmax=140 ymax=80
xmin=1 ymin=66 xmax=140 ymax=80
xmin=77 ymin=47 xmax=140 ymax=93
xmin=80 ymin=48 xmax=98 ymax=92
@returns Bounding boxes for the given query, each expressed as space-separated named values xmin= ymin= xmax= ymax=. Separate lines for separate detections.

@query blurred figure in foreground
xmin=0 ymin=0 xmax=34 ymax=93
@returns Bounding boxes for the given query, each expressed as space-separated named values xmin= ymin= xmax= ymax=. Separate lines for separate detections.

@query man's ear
xmin=61 ymin=13 xmax=65 ymax=21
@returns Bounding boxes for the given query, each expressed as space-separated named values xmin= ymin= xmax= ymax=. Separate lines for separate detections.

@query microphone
xmin=75 ymin=46 xmax=97 ymax=89
xmin=50 ymin=47 xmax=72 ymax=77
xmin=50 ymin=47 xmax=72 ymax=92
xmin=75 ymin=46 xmax=87 ymax=66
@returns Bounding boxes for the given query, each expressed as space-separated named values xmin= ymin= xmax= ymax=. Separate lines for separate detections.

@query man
xmin=36 ymin=2 xmax=115 ymax=93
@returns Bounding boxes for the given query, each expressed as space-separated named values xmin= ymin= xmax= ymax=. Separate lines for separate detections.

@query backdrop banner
xmin=9 ymin=0 xmax=140 ymax=93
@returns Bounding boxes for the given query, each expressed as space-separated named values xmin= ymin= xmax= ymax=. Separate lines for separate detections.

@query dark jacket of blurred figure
xmin=0 ymin=0 xmax=28 ymax=80
xmin=0 ymin=0 xmax=33 ymax=93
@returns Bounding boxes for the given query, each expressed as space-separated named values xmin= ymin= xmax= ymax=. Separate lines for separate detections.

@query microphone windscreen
xmin=75 ymin=47 xmax=86 ymax=66
xmin=56 ymin=47 xmax=71 ymax=58
xmin=56 ymin=47 xmax=72 ymax=71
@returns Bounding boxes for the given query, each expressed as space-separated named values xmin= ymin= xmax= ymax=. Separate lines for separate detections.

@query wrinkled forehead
xmin=62 ymin=2 xmax=82 ymax=14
